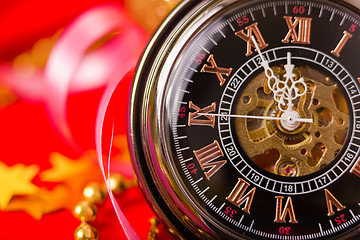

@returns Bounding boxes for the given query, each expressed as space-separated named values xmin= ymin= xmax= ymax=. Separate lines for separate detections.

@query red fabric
xmin=0 ymin=0 xmax=122 ymax=61
xmin=0 ymin=1 xmax=175 ymax=239
xmin=0 ymin=87 xmax=175 ymax=240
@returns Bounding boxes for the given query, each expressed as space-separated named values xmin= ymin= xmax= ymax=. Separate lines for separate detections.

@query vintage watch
xmin=129 ymin=0 xmax=360 ymax=239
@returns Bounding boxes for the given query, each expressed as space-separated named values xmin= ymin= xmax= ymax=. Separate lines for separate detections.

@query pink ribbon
xmin=44 ymin=4 xmax=145 ymax=148
xmin=0 ymin=4 xmax=146 ymax=239
xmin=96 ymin=64 xmax=140 ymax=240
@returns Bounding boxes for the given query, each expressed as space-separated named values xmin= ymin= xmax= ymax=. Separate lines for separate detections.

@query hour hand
xmin=283 ymin=52 xmax=308 ymax=108
xmin=284 ymin=52 xmax=296 ymax=80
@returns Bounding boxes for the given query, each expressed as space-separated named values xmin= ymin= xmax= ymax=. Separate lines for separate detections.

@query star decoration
xmin=5 ymin=186 xmax=81 ymax=220
xmin=0 ymin=162 xmax=39 ymax=209
xmin=4 ymin=152 xmax=104 ymax=219
xmin=0 ymin=135 xmax=131 ymax=219
xmin=40 ymin=152 xmax=103 ymax=191
xmin=5 ymin=194 xmax=44 ymax=220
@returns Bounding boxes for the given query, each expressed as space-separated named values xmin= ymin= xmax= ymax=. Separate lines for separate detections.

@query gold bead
xmin=83 ymin=183 xmax=107 ymax=204
xmin=149 ymin=217 xmax=159 ymax=225
xmin=73 ymin=201 xmax=97 ymax=222
xmin=74 ymin=222 xmax=98 ymax=240
xmin=109 ymin=174 xmax=136 ymax=194
xmin=148 ymin=217 xmax=160 ymax=240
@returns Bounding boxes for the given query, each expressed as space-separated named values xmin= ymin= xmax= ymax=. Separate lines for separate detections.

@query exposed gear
xmin=235 ymin=65 xmax=349 ymax=176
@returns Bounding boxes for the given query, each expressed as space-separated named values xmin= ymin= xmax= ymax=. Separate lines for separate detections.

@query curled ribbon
xmin=0 ymin=4 xmax=146 ymax=148
xmin=1 ymin=4 xmax=147 ymax=239
xmin=96 ymin=66 xmax=140 ymax=240
xmin=49 ymin=4 xmax=144 ymax=239
xmin=44 ymin=4 xmax=146 ymax=148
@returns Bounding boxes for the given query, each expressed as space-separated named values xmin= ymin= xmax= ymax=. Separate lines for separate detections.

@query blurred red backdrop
xmin=0 ymin=0 xmax=178 ymax=239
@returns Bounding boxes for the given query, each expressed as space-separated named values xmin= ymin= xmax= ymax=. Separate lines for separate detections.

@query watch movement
xmin=129 ymin=0 xmax=360 ymax=239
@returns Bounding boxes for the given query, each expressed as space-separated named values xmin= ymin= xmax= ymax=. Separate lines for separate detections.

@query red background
xmin=0 ymin=0 xmax=174 ymax=239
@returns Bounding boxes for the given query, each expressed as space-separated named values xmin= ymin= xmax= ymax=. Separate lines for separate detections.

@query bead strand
xmin=72 ymin=174 xmax=137 ymax=240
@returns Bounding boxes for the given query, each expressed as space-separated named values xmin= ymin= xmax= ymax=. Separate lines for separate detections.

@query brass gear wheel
xmin=235 ymin=65 xmax=349 ymax=177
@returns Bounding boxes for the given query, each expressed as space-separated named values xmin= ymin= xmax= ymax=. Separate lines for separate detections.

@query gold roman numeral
xmin=324 ymin=189 xmax=346 ymax=216
xmin=282 ymin=16 xmax=312 ymax=44
xmin=274 ymin=196 xmax=298 ymax=224
xmin=201 ymin=54 xmax=232 ymax=86
xmin=332 ymin=31 xmax=353 ymax=57
xmin=350 ymin=157 xmax=360 ymax=178
xmin=188 ymin=101 xmax=216 ymax=127
xmin=235 ymin=22 xmax=269 ymax=56
xmin=193 ymin=140 xmax=227 ymax=180
xmin=226 ymin=178 xmax=256 ymax=214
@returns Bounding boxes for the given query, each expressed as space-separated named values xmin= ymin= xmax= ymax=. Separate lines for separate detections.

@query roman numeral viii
xmin=193 ymin=140 xmax=227 ymax=180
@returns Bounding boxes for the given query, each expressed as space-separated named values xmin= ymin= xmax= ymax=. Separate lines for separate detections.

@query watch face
xmin=130 ymin=0 xmax=360 ymax=239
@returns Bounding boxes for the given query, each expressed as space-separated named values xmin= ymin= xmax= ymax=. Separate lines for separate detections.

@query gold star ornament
xmin=0 ymin=162 xmax=39 ymax=209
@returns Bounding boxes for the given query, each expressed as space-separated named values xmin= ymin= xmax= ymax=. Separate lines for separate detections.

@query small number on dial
xmin=194 ymin=53 xmax=206 ymax=65
xmin=279 ymin=226 xmax=291 ymax=235
xmin=349 ymin=24 xmax=357 ymax=33
xmin=237 ymin=15 xmax=249 ymax=26
xmin=179 ymin=106 xmax=186 ymax=118
xmin=293 ymin=5 xmax=305 ymax=14
xmin=335 ymin=214 xmax=347 ymax=225
xmin=187 ymin=163 xmax=198 ymax=174
xmin=224 ymin=206 xmax=237 ymax=218
xmin=283 ymin=184 xmax=294 ymax=193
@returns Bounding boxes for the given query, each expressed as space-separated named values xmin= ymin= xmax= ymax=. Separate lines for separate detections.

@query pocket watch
xmin=129 ymin=0 xmax=360 ymax=239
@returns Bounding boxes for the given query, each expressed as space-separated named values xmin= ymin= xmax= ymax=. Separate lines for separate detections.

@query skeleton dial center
xmin=165 ymin=1 xmax=360 ymax=239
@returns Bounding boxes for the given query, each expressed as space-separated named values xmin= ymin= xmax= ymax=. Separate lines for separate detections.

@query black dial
xmin=130 ymin=0 xmax=360 ymax=239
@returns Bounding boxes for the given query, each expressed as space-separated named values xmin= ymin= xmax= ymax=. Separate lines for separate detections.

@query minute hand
xmin=199 ymin=113 xmax=313 ymax=123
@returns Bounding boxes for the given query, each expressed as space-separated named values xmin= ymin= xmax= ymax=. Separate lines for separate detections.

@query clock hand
xmin=251 ymin=36 xmax=288 ymax=111
xmin=283 ymin=52 xmax=308 ymax=111
xmin=283 ymin=52 xmax=296 ymax=111
xmin=199 ymin=113 xmax=313 ymax=123
xmin=252 ymin=36 xmax=308 ymax=119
